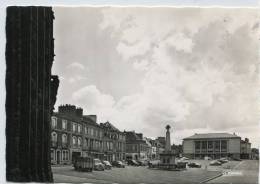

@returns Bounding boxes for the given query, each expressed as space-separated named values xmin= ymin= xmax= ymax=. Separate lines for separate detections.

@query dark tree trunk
xmin=5 ymin=6 xmax=59 ymax=182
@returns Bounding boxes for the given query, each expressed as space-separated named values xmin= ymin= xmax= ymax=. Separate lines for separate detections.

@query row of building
xmin=50 ymin=104 xmax=257 ymax=165
xmin=50 ymin=104 xmax=167 ymax=165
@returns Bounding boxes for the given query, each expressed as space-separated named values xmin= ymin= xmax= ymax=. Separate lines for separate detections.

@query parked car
xmin=177 ymin=158 xmax=189 ymax=164
xmin=209 ymin=160 xmax=222 ymax=166
xmin=94 ymin=159 xmax=105 ymax=171
xmin=218 ymin=158 xmax=229 ymax=164
xmin=180 ymin=157 xmax=189 ymax=160
xmin=127 ymin=159 xmax=139 ymax=166
xmin=188 ymin=162 xmax=201 ymax=168
xmin=112 ymin=161 xmax=125 ymax=168
xmin=102 ymin=160 xmax=112 ymax=170
xmin=137 ymin=160 xmax=148 ymax=166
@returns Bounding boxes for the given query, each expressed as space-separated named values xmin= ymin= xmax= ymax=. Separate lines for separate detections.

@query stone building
xmin=240 ymin=138 xmax=252 ymax=159
xmin=149 ymin=139 xmax=164 ymax=160
xmin=100 ymin=122 xmax=126 ymax=162
xmin=182 ymin=133 xmax=243 ymax=159
xmin=6 ymin=6 xmax=58 ymax=182
xmin=125 ymin=131 xmax=150 ymax=161
xmin=50 ymin=104 xmax=125 ymax=164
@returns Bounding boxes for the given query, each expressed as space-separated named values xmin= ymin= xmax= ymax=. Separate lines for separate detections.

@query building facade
xmin=182 ymin=133 xmax=242 ymax=159
xmin=100 ymin=122 xmax=126 ymax=162
xmin=240 ymin=138 xmax=252 ymax=159
xmin=150 ymin=139 xmax=165 ymax=160
xmin=125 ymin=131 xmax=150 ymax=161
xmin=50 ymin=104 xmax=126 ymax=165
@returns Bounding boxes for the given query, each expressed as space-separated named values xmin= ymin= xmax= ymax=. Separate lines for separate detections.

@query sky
xmin=52 ymin=7 xmax=260 ymax=147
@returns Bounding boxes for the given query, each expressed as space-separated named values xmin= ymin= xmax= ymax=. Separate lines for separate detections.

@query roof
xmin=125 ymin=131 xmax=146 ymax=144
xmin=183 ymin=133 xmax=241 ymax=140
xmin=53 ymin=113 xmax=99 ymax=127
xmin=100 ymin=121 xmax=120 ymax=132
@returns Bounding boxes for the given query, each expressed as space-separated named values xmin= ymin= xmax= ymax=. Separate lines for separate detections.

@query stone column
xmin=6 ymin=6 xmax=59 ymax=182
xmin=165 ymin=125 xmax=171 ymax=151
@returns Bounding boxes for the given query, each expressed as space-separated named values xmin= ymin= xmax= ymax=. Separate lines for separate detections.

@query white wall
xmin=183 ymin=140 xmax=194 ymax=154
xmin=228 ymin=138 xmax=241 ymax=153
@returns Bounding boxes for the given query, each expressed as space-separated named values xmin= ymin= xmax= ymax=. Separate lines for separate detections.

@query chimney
xmin=58 ymin=104 xmax=76 ymax=116
xmin=76 ymin=108 xmax=83 ymax=117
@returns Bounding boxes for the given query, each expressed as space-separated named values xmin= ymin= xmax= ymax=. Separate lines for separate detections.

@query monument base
xmin=160 ymin=151 xmax=175 ymax=165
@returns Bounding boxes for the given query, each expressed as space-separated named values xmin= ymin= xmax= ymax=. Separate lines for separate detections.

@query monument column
xmin=165 ymin=125 xmax=171 ymax=152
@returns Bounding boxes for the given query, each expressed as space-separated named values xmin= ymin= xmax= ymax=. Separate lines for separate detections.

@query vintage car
xmin=102 ymin=160 xmax=112 ymax=170
xmin=136 ymin=160 xmax=148 ymax=166
xmin=218 ymin=158 xmax=229 ymax=164
xmin=112 ymin=161 xmax=125 ymax=168
xmin=188 ymin=162 xmax=201 ymax=168
xmin=73 ymin=156 xmax=94 ymax=172
xmin=127 ymin=159 xmax=140 ymax=166
xmin=94 ymin=158 xmax=105 ymax=171
xmin=210 ymin=160 xmax=222 ymax=166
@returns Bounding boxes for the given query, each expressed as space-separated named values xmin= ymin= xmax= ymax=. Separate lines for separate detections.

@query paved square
xmin=53 ymin=164 xmax=221 ymax=183
xmin=53 ymin=160 xmax=258 ymax=184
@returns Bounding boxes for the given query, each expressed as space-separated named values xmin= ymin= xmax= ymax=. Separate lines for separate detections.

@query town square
xmin=4 ymin=3 xmax=260 ymax=184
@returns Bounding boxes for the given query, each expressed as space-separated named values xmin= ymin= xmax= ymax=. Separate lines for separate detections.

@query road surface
xmin=208 ymin=160 xmax=259 ymax=184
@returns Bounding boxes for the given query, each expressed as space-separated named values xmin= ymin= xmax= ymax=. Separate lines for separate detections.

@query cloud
xmin=55 ymin=7 xmax=260 ymax=147
xmin=68 ymin=75 xmax=87 ymax=83
xmin=66 ymin=62 xmax=85 ymax=70
xmin=72 ymin=85 xmax=116 ymax=118
xmin=97 ymin=8 xmax=260 ymax=145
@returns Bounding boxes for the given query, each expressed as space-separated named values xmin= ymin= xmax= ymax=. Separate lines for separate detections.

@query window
xmin=201 ymin=141 xmax=207 ymax=149
xmin=221 ymin=140 xmax=227 ymax=152
xmin=85 ymin=126 xmax=88 ymax=134
xmin=62 ymin=134 xmax=67 ymax=143
xmin=90 ymin=128 xmax=94 ymax=136
xmin=110 ymin=142 xmax=113 ymax=150
xmin=51 ymin=132 xmax=57 ymax=142
xmin=215 ymin=140 xmax=220 ymax=152
xmin=62 ymin=150 xmax=69 ymax=161
xmin=72 ymin=123 xmax=77 ymax=132
xmin=208 ymin=141 xmax=213 ymax=152
xmin=62 ymin=119 xmax=67 ymax=130
xmin=107 ymin=142 xmax=109 ymax=150
xmin=51 ymin=117 xmax=57 ymax=129
xmin=78 ymin=125 xmax=82 ymax=133
xmin=72 ymin=136 xmax=77 ymax=146
xmin=85 ymin=138 xmax=89 ymax=147
xmin=78 ymin=137 xmax=82 ymax=146
xmin=195 ymin=141 xmax=200 ymax=150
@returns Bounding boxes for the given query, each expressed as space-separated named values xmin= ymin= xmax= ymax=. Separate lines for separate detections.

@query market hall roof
xmin=183 ymin=133 xmax=241 ymax=140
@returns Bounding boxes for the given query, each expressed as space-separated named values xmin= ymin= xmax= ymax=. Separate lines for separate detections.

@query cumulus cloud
xmin=72 ymin=85 xmax=116 ymax=121
xmin=66 ymin=62 xmax=85 ymax=70
xmin=97 ymin=8 xmax=260 ymax=145
xmin=55 ymin=7 xmax=260 ymax=146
